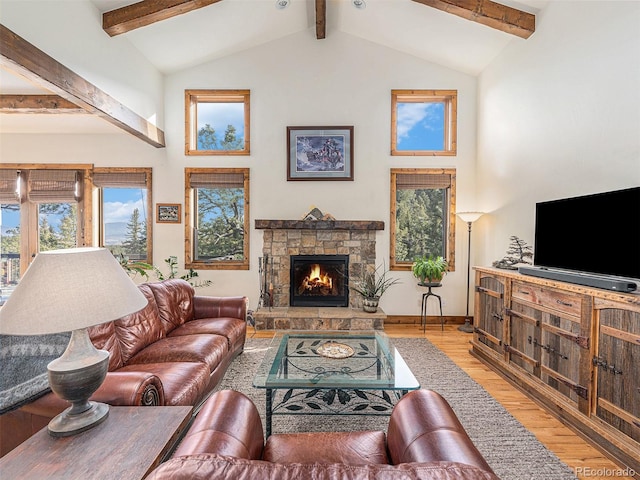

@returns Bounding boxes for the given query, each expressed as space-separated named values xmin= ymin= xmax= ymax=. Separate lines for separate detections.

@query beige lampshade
xmin=0 ymin=247 xmax=148 ymax=335
xmin=457 ymin=211 xmax=484 ymax=223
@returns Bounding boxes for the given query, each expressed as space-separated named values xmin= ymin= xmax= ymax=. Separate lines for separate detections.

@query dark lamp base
xmin=48 ymin=401 xmax=109 ymax=437
xmin=458 ymin=318 xmax=474 ymax=333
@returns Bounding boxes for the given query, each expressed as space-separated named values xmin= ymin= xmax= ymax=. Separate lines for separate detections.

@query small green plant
xmin=411 ymin=255 xmax=448 ymax=284
xmin=350 ymin=264 xmax=401 ymax=300
xmin=117 ymin=254 xmax=212 ymax=288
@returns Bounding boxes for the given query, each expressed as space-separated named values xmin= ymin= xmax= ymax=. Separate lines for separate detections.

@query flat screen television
xmin=520 ymin=187 xmax=640 ymax=292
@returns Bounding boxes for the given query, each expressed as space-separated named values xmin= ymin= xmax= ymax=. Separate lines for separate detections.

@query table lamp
xmin=457 ymin=212 xmax=483 ymax=333
xmin=0 ymin=247 xmax=147 ymax=436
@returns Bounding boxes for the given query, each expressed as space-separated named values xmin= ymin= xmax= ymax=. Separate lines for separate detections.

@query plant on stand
xmin=411 ymin=255 xmax=448 ymax=285
xmin=350 ymin=264 xmax=400 ymax=313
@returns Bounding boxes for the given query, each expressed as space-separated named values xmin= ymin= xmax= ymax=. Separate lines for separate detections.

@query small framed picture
xmin=287 ymin=126 xmax=354 ymax=181
xmin=156 ymin=203 xmax=181 ymax=224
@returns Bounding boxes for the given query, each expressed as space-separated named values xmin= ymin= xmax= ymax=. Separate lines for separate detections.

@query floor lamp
xmin=457 ymin=212 xmax=483 ymax=333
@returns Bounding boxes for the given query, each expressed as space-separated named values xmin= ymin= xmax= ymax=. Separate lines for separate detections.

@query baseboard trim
xmin=385 ymin=315 xmax=465 ymax=325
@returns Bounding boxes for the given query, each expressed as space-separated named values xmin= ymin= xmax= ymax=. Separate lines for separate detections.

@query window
xmin=185 ymin=89 xmax=250 ymax=155
xmin=1 ymin=166 xmax=90 ymax=298
xmin=390 ymin=168 xmax=456 ymax=271
xmin=391 ymin=90 xmax=457 ymax=156
xmin=185 ymin=168 xmax=250 ymax=270
xmin=93 ymin=168 xmax=152 ymax=264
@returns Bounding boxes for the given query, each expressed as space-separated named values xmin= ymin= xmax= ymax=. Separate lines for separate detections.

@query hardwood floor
xmin=251 ymin=324 xmax=635 ymax=480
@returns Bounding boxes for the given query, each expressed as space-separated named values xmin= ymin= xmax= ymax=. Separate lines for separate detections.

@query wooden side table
xmin=0 ymin=406 xmax=192 ymax=480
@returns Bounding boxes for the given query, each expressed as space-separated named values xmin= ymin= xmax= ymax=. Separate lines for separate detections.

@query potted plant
xmin=350 ymin=264 xmax=400 ymax=313
xmin=411 ymin=255 xmax=448 ymax=286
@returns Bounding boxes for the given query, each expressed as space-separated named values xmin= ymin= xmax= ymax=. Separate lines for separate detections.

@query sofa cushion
xmin=126 ymin=334 xmax=228 ymax=374
xmin=117 ymin=362 xmax=210 ymax=406
xmin=113 ymin=284 xmax=165 ymax=365
xmin=88 ymin=321 xmax=124 ymax=371
xmin=147 ymin=455 xmax=501 ymax=480
xmin=263 ymin=431 xmax=389 ymax=465
xmin=147 ymin=279 xmax=195 ymax=335
xmin=169 ymin=317 xmax=246 ymax=352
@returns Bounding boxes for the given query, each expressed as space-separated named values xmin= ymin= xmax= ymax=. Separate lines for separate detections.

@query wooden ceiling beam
xmin=103 ymin=0 xmax=224 ymax=37
xmin=316 ymin=0 xmax=326 ymax=40
xmin=0 ymin=94 xmax=85 ymax=114
xmin=0 ymin=24 xmax=165 ymax=148
xmin=411 ymin=0 xmax=535 ymax=39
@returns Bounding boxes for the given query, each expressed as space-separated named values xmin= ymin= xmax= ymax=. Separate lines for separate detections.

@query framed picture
xmin=287 ymin=126 xmax=354 ymax=181
xmin=156 ymin=203 xmax=181 ymax=224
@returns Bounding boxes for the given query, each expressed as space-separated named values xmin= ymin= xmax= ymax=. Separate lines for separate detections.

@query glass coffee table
xmin=253 ymin=331 xmax=420 ymax=436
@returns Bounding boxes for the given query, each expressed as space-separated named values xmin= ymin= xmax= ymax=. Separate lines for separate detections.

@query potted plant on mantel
xmin=350 ymin=264 xmax=401 ymax=313
xmin=411 ymin=255 xmax=449 ymax=286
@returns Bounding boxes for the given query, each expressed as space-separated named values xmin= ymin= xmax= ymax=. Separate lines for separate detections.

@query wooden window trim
xmin=185 ymin=89 xmax=250 ymax=156
xmin=390 ymin=168 xmax=457 ymax=271
xmin=391 ymin=90 xmax=457 ymax=156
xmin=92 ymin=167 xmax=153 ymax=265
xmin=185 ymin=167 xmax=250 ymax=270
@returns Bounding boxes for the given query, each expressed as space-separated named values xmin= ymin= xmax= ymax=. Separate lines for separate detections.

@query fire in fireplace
xmin=290 ymin=255 xmax=349 ymax=307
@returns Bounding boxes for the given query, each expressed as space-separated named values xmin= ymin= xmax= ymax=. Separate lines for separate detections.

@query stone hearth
xmin=253 ymin=307 xmax=386 ymax=330
xmin=255 ymin=219 xmax=386 ymax=330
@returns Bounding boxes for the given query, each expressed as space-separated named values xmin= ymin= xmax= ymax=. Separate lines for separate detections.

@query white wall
xmin=476 ymin=1 xmax=640 ymax=269
xmin=163 ymin=30 xmax=478 ymax=315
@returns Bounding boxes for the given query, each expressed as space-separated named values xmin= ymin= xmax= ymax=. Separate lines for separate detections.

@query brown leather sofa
xmin=147 ymin=389 xmax=500 ymax=480
xmin=0 ymin=279 xmax=247 ymax=456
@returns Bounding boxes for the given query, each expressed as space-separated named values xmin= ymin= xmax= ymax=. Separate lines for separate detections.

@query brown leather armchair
xmin=147 ymin=389 xmax=499 ymax=480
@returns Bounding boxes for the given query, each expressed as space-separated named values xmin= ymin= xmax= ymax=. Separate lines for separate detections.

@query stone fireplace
xmin=254 ymin=219 xmax=386 ymax=330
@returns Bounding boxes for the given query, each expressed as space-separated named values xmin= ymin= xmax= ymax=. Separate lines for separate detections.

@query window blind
xmin=0 ymin=169 xmax=19 ymax=203
xmin=27 ymin=170 xmax=79 ymax=202
xmin=93 ymin=171 xmax=148 ymax=188
xmin=189 ymin=172 xmax=245 ymax=189
xmin=396 ymin=173 xmax=451 ymax=189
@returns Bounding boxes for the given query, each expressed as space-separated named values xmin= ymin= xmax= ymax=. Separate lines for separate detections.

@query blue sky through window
xmin=197 ymin=102 xmax=244 ymax=149
xmin=396 ymin=102 xmax=445 ymax=151
xmin=103 ymin=188 xmax=147 ymax=224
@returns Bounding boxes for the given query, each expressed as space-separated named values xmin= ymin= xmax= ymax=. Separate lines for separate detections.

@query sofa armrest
xmin=172 ymin=390 xmax=263 ymax=460
xmin=92 ymin=371 xmax=165 ymax=406
xmin=193 ymin=296 xmax=247 ymax=321
xmin=387 ymin=389 xmax=494 ymax=474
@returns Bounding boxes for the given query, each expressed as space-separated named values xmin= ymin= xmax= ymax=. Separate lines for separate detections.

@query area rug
xmin=216 ymin=336 xmax=578 ymax=480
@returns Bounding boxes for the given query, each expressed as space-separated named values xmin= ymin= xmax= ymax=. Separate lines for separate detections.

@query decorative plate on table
xmin=317 ymin=341 xmax=354 ymax=359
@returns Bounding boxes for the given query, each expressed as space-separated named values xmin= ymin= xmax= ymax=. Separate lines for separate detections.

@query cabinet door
xmin=594 ymin=300 xmax=640 ymax=443
xmin=506 ymin=303 xmax=539 ymax=376
xmin=539 ymin=314 xmax=588 ymax=405
xmin=511 ymin=282 xmax=589 ymax=406
xmin=474 ymin=273 xmax=505 ymax=356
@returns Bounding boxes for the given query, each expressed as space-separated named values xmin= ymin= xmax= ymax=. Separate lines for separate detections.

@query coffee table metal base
xmin=265 ymin=387 xmax=409 ymax=437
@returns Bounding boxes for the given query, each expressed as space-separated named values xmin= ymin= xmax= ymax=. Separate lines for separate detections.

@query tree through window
xmin=185 ymin=90 xmax=250 ymax=155
xmin=93 ymin=168 xmax=152 ymax=264
xmin=185 ymin=168 xmax=250 ymax=270
xmin=390 ymin=168 xmax=456 ymax=271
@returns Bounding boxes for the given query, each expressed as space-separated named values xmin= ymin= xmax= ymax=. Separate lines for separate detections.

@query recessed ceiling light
xmin=275 ymin=0 xmax=290 ymax=9
xmin=352 ymin=0 xmax=366 ymax=9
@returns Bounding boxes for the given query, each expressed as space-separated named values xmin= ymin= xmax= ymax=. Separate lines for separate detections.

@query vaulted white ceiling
xmin=0 ymin=0 xmax=548 ymax=135
xmin=92 ymin=0 xmax=548 ymax=76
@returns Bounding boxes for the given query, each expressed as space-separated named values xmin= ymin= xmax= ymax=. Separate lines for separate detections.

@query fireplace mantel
xmin=255 ymin=220 xmax=384 ymax=230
